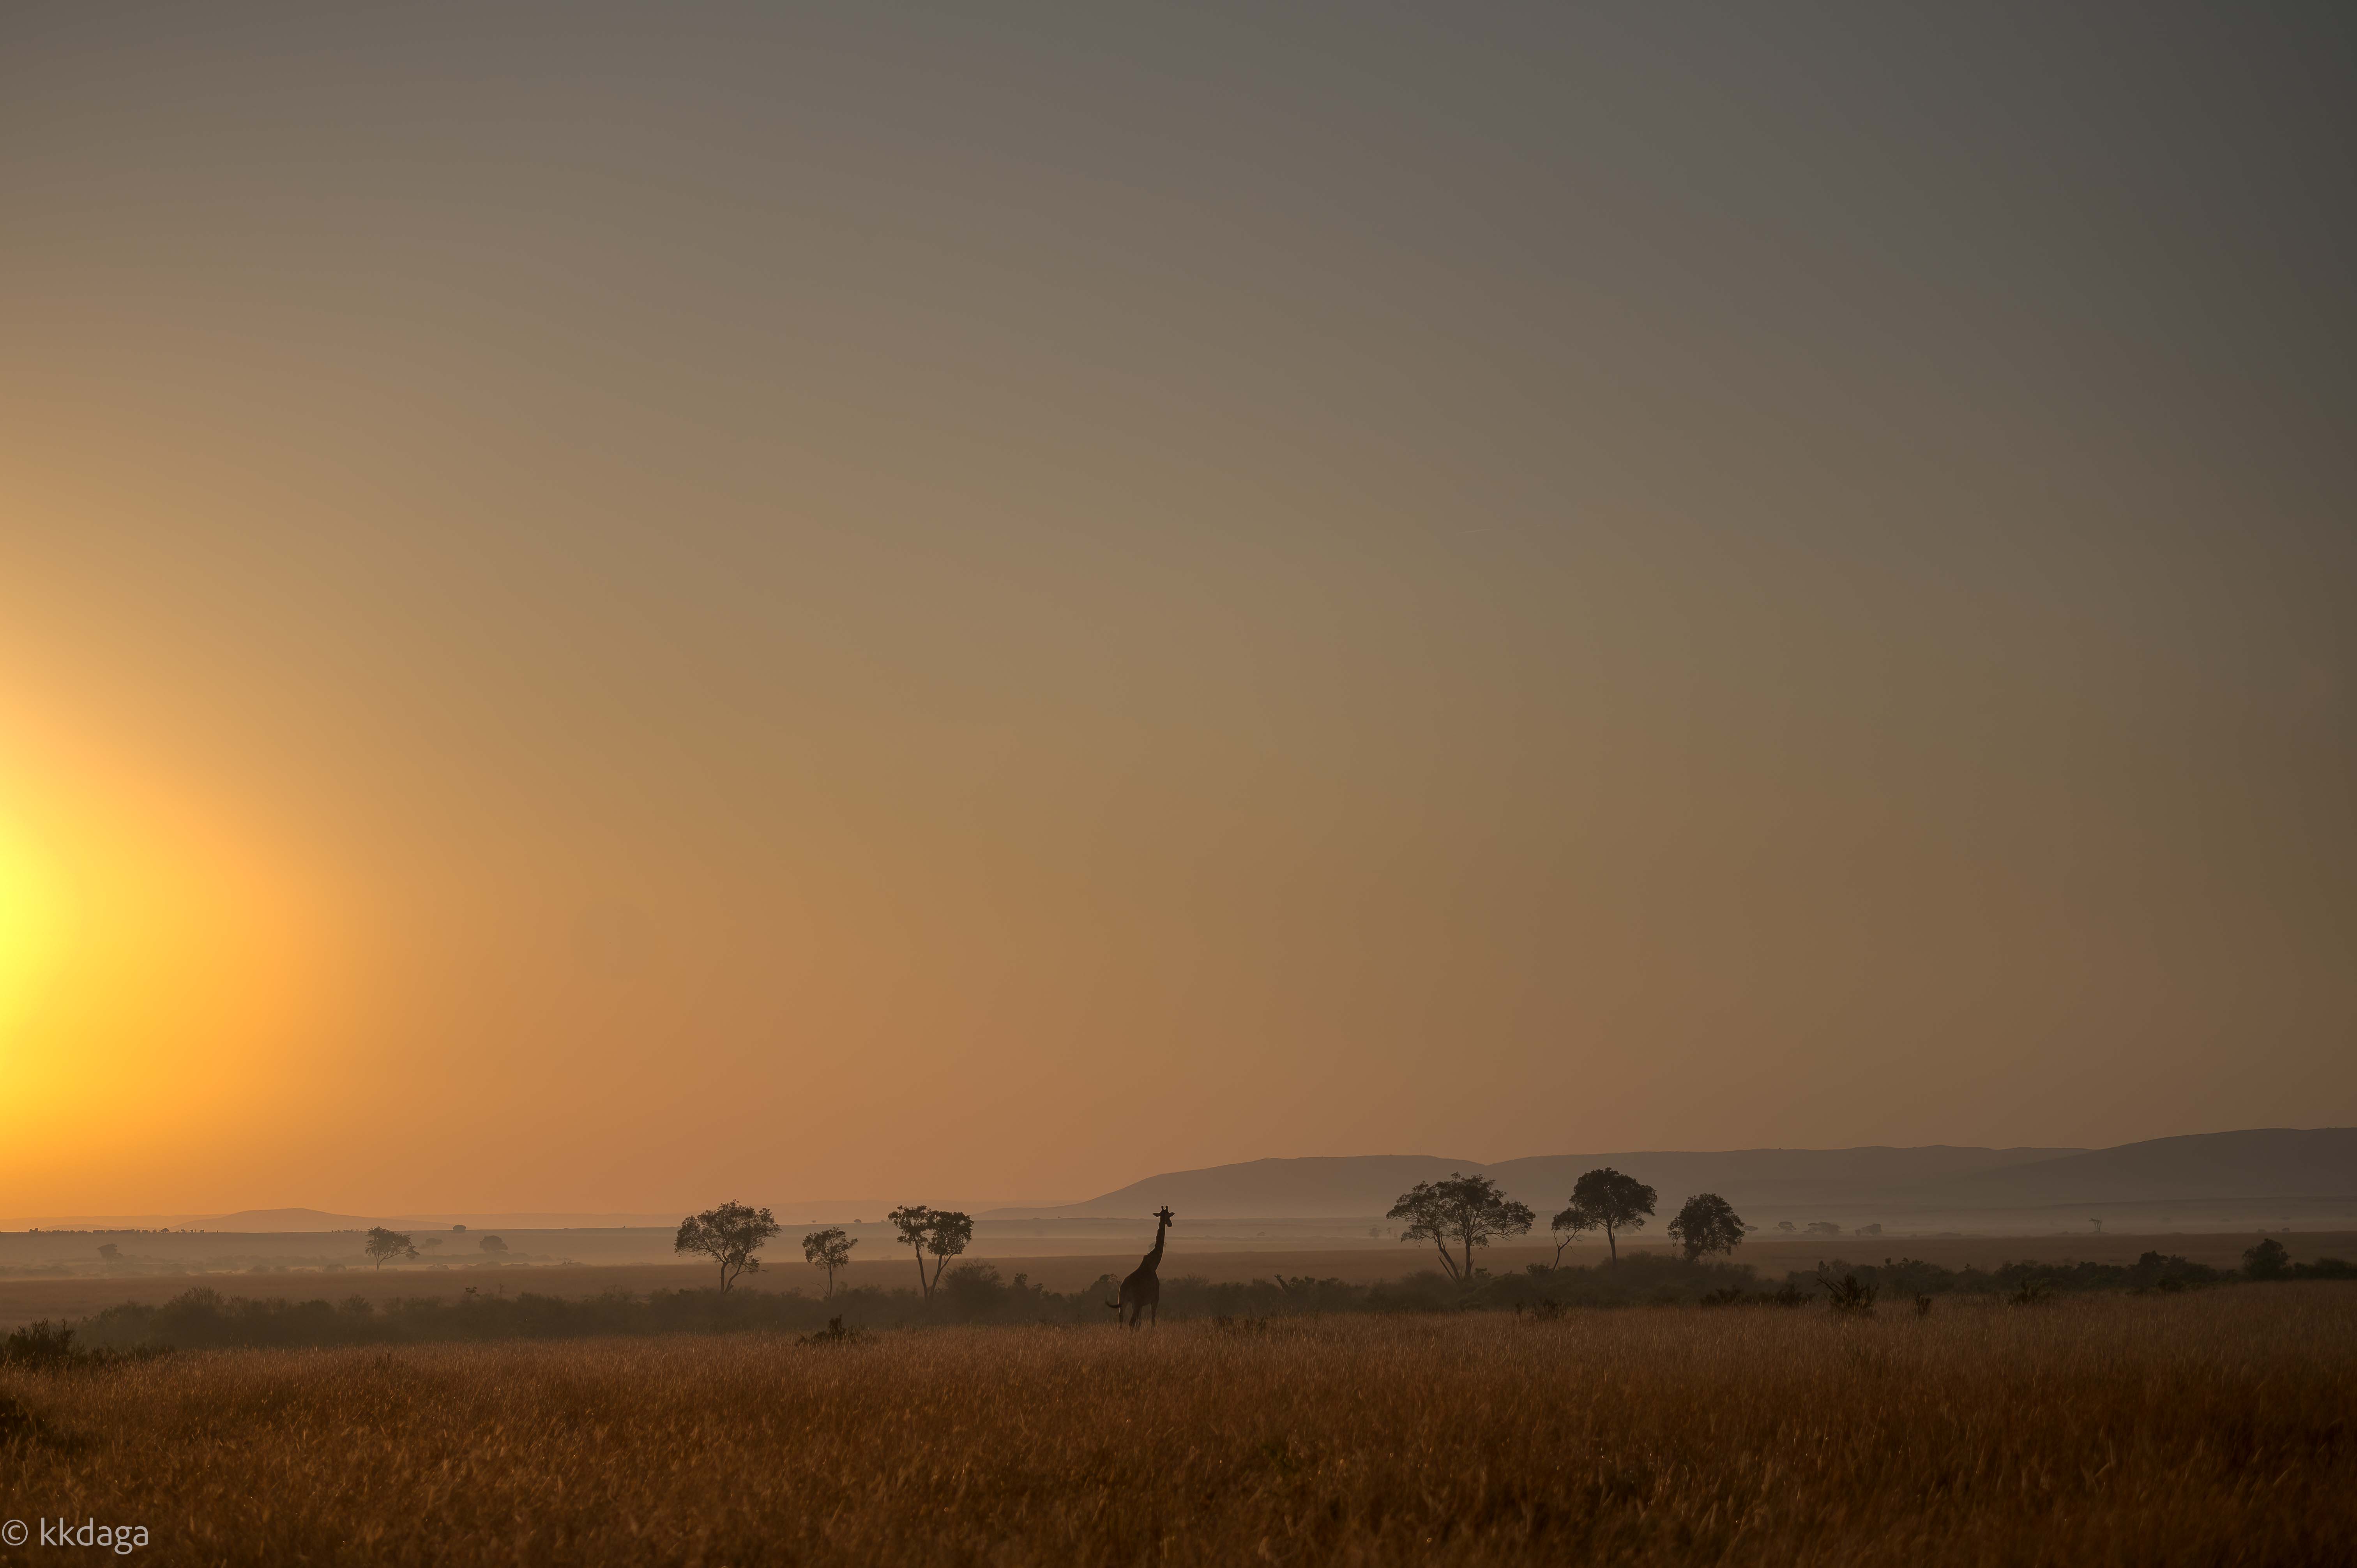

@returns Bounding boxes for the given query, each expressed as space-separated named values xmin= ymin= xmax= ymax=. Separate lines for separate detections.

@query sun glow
xmin=0 ymin=711 xmax=336 ymax=1192
xmin=0 ymin=800 xmax=67 ymax=1047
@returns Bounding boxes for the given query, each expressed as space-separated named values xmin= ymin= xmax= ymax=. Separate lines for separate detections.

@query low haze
xmin=3 ymin=2 xmax=2353 ymax=1217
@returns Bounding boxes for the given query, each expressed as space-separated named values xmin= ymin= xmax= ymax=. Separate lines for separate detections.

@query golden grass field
xmin=4 ymin=1284 xmax=2352 ymax=1566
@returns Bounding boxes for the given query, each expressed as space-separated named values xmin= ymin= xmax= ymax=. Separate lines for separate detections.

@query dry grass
xmin=8 ymin=1232 xmax=2350 ymax=1330
xmin=4 ymin=1285 xmax=2353 ymax=1566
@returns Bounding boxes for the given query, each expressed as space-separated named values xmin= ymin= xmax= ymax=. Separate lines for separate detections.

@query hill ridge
xmin=988 ymin=1129 xmax=2357 ymax=1221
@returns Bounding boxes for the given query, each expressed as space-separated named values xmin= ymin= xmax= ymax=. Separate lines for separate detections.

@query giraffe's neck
xmin=1145 ymin=1218 xmax=1167 ymax=1270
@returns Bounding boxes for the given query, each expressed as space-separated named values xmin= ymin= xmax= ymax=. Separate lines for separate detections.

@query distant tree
xmin=1776 ymin=1220 xmax=1796 ymax=1233
xmin=1388 ymin=1173 xmax=1535 ymax=1284
xmin=1570 ymin=1168 xmax=1657 ymax=1263
xmin=673 ymin=1201 xmax=781 ymax=1293
xmin=1666 ymin=1193 xmax=1746 ymax=1261
xmin=419 ymin=1236 xmax=445 ymax=1250
xmin=1548 ymin=1200 xmax=1599 ymax=1266
xmin=802 ymin=1227 xmax=856 ymax=1298
xmin=924 ymin=1211 xmax=975 ymax=1293
xmin=1804 ymin=1221 xmax=1841 ymax=1237
xmin=452 ymin=1224 xmax=467 ymax=1233
xmin=477 ymin=1234 xmax=508 ymax=1254
xmin=2244 ymin=1238 xmax=2290 ymax=1280
xmin=889 ymin=1206 xmax=940 ymax=1298
xmin=363 ymin=1227 xmax=418 ymax=1270
xmin=880 ymin=1208 xmax=979 ymax=1300
xmin=1857 ymin=1222 xmax=1882 ymax=1238
xmin=96 ymin=1243 xmax=120 ymax=1262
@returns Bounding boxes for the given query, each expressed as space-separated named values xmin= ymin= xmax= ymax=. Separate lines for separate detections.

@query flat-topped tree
xmin=889 ymin=1206 xmax=940 ymax=1297
xmin=887 ymin=1206 xmax=974 ymax=1299
xmin=363 ymin=1227 xmax=418 ymax=1270
xmin=923 ymin=1211 xmax=973 ymax=1294
xmin=1569 ymin=1168 xmax=1656 ymax=1262
xmin=802 ymin=1227 xmax=856 ymax=1298
xmin=1388 ymin=1174 xmax=1534 ymax=1285
xmin=673 ymin=1201 xmax=781 ymax=1292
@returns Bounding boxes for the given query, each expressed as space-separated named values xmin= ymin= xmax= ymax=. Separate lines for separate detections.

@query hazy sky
xmin=4 ymin=2 xmax=2352 ymax=1214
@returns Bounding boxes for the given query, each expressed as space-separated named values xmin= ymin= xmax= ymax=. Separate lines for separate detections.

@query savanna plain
xmin=5 ymin=1285 xmax=2352 ymax=1567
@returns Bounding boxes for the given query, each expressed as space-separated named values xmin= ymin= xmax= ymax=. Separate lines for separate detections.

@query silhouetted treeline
xmin=48 ymin=1246 xmax=2349 ymax=1355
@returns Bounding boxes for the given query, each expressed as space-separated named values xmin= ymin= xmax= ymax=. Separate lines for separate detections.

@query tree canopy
xmin=1569 ymin=1168 xmax=1657 ymax=1262
xmin=362 ymin=1227 xmax=417 ymax=1270
xmin=802 ymin=1227 xmax=857 ymax=1298
xmin=673 ymin=1202 xmax=782 ymax=1292
xmin=889 ymin=1206 xmax=975 ymax=1298
xmin=1388 ymin=1173 xmax=1535 ymax=1284
xmin=1666 ymin=1192 xmax=1746 ymax=1260
xmin=1548 ymin=1200 xmax=1600 ymax=1265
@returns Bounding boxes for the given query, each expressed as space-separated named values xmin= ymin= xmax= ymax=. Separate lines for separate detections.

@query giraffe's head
xmin=1154 ymin=1206 xmax=1175 ymax=1226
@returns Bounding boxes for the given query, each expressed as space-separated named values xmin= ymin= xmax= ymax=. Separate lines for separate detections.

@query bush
xmin=2 ymin=1321 xmax=81 ymax=1369
xmin=1819 ymin=1273 xmax=1877 ymax=1316
xmin=3 ymin=1319 xmax=166 ymax=1371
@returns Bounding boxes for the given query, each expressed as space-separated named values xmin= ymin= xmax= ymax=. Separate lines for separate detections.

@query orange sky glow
xmin=3 ymin=4 xmax=2351 ymax=1216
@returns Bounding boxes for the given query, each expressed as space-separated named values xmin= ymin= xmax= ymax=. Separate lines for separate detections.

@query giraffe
xmin=1107 ymin=1206 xmax=1174 ymax=1328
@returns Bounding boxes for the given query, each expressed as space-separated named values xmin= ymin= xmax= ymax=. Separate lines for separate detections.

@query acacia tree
xmin=477 ymin=1234 xmax=508 ymax=1254
xmin=673 ymin=1201 xmax=782 ymax=1292
xmin=1387 ymin=1173 xmax=1535 ymax=1284
xmin=1548 ymin=1199 xmax=1600 ymax=1265
xmin=1569 ymin=1168 xmax=1656 ymax=1262
xmin=363 ymin=1226 xmax=418 ymax=1270
xmin=802 ymin=1226 xmax=856 ymax=1298
xmin=889 ymin=1206 xmax=940 ymax=1297
xmin=1666 ymin=1192 xmax=1746 ymax=1261
xmin=924 ymin=1211 xmax=974 ymax=1294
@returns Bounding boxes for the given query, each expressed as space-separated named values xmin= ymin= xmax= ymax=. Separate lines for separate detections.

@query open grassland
xmin=4 ymin=1285 xmax=2353 ymax=1566
xmin=4 ymin=1231 xmax=2348 ymax=1330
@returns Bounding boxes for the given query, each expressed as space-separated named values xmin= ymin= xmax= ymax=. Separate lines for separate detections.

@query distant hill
xmin=1006 ymin=1157 xmax=1484 ymax=1220
xmin=996 ymin=1130 xmax=2356 ymax=1220
xmin=1481 ymin=1147 xmax=2083 ymax=1213
xmin=201 ymin=1208 xmax=384 ymax=1232
xmin=1895 ymin=1129 xmax=2357 ymax=1210
xmin=994 ymin=1146 xmax=2080 ymax=1219
xmin=204 ymin=1210 xmax=692 ymax=1231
